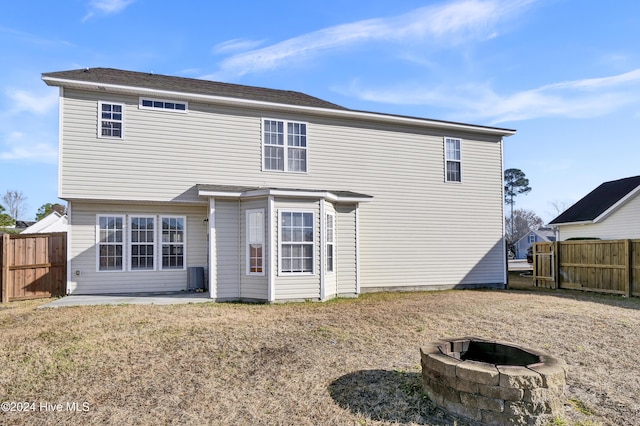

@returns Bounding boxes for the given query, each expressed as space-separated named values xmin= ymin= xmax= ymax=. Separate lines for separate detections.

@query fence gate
xmin=1 ymin=232 xmax=67 ymax=302
xmin=533 ymin=242 xmax=555 ymax=288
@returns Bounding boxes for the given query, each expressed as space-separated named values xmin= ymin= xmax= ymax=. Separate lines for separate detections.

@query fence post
xmin=1 ymin=233 xmax=9 ymax=303
xmin=553 ymin=241 xmax=560 ymax=290
xmin=626 ymin=240 xmax=632 ymax=297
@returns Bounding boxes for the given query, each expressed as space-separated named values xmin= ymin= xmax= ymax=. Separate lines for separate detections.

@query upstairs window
xmin=445 ymin=137 xmax=462 ymax=182
xmin=263 ymin=119 xmax=307 ymax=173
xmin=99 ymin=102 xmax=123 ymax=139
xmin=139 ymin=98 xmax=188 ymax=112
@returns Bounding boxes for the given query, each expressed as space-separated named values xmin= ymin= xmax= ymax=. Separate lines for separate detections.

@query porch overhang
xmin=196 ymin=184 xmax=373 ymax=203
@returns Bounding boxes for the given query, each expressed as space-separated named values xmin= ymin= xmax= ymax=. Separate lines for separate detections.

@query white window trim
xmin=138 ymin=97 xmax=188 ymax=113
xmin=160 ymin=215 xmax=187 ymax=271
xmin=129 ymin=215 xmax=157 ymax=272
xmin=96 ymin=214 xmax=126 ymax=272
xmin=246 ymin=209 xmax=265 ymax=276
xmin=278 ymin=210 xmax=315 ymax=276
xmin=262 ymin=118 xmax=309 ymax=174
xmin=325 ymin=212 xmax=335 ymax=274
xmin=444 ymin=137 xmax=462 ymax=183
xmin=97 ymin=101 xmax=124 ymax=139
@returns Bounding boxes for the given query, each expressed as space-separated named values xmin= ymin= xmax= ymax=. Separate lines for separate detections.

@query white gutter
xmin=42 ymin=76 xmax=516 ymax=137
xmin=197 ymin=188 xmax=373 ymax=203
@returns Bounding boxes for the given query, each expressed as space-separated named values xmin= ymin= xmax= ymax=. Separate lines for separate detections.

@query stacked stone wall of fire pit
xmin=420 ymin=337 xmax=567 ymax=425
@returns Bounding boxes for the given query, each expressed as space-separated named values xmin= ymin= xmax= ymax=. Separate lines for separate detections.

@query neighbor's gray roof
xmin=42 ymin=68 xmax=348 ymax=111
xmin=549 ymin=175 xmax=640 ymax=225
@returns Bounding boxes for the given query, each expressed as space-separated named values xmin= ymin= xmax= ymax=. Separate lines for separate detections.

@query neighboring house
xmin=1 ymin=221 xmax=37 ymax=233
xmin=512 ymin=227 xmax=556 ymax=259
xmin=21 ymin=211 xmax=69 ymax=234
xmin=549 ymin=175 xmax=640 ymax=241
xmin=42 ymin=68 xmax=516 ymax=301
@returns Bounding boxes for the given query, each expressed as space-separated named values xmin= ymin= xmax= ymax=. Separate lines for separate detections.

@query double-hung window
xmin=280 ymin=211 xmax=314 ymax=274
xmin=326 ymin=213 xmax=335 ymax=273
xmin=161 ymin=216 xmax=186 ymax=270
xmin=445 ymin=138 xmax=462 ymax=182
xmin=130 ymin=216 xmax=155 ymax=270
xmin=263 ymin=119 xmax=307 ymax=172
xmin=97 ymin=215 xmax=124 ymax=271
xmin=246 ymin=209 xmax=265 ymax=275
xmin=98 ymin=101 xmax=123 ymax=139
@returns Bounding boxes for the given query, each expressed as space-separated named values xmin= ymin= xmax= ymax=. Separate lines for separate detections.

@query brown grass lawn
xmin=1 ymin=273 xmax=639 ymax=425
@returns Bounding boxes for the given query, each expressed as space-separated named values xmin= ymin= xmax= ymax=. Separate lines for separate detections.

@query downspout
xmin=355 ymin=204 xmax=361 ymax=295
xmin=500 ymin=137 xmax=508 ymax=289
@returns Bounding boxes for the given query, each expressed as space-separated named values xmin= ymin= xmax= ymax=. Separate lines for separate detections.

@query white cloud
xmin=4 ymin=88 xmax=58 ymax=115
xmin=340 ymin=68 xmax=640 ymax=124
xmin=83 ymin=0 xmax=136 ymax=21
xmin=206 ymin=0 xmax=536 ymax=79
xmin=0 ymin=132 xmax=57 ymax=163
xmin=212 ymin=38 xmax=266 ymax=55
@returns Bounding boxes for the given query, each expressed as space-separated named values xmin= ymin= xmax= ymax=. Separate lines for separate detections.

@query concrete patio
xmin=40 ymin=292 xmax=211 ymax=308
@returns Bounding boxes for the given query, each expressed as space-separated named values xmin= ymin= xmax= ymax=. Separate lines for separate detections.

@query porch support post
xmin=208 ymin=197 xmax=217 ymax=299
xmin=319 ymin=199 xmax=326 ymax=301
xmin=268 ymin=196 xmax=275 ymax=302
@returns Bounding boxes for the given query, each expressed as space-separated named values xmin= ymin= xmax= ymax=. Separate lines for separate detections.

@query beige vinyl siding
xmin=61 ymin=88 xmax=505 ymax=292
xmin=273 ymin=199 xmax=321 ymax=300
xmin=68 ymin=202 xmax=207 ymax=294
xmin=240 ymin=199 xmax=269 ymax=300
xmin=214 ymin=200 xmax=240 ymax=299
xmin=558 ymin=194 xmax=640 ymax=241
xmin=335 ymin=204 xmax=357 ymax=296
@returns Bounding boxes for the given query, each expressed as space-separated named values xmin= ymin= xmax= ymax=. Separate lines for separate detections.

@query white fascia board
xmin=593 ymin=185 xmax=640 ymax=223
xmin=42 ymin=76 xmax=516 ymax=137
xmin=198 ymin=188 xmax=373 ymax=203
xmin=198 ymin=190 xmax=244 ymax=198
xmin=551 ymin=220 xmax=593 ymax=227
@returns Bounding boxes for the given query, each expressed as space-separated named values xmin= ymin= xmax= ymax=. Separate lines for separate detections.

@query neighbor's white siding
xmin=68 ymin=202 xmax=207 ymax=294
xmin=60 ymin=88 xmax=506 ymax=292
xmin=558 ymin=194 xmax=640 ymax=241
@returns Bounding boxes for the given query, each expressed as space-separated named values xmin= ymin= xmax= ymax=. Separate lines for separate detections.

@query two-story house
xmin=42 ymin=68 xmax=515 ymax=302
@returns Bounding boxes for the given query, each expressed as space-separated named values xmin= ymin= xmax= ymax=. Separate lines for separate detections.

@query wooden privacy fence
xmin=533 ymin=239 xmax=640 ymax=297
xmin=1 ymin=232 xmax=67 ymax=302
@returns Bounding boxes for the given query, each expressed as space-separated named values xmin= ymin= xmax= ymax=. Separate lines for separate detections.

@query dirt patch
xmin=1 ymin=288 xmax=639 ymax=425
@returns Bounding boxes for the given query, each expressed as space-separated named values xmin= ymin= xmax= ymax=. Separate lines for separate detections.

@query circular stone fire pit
xmin=420 ymin=337 xmax=567 ymax=425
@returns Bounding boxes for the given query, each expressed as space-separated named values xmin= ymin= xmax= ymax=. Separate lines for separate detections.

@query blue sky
xmin=2 ymin=0 xmax=639 ymax=222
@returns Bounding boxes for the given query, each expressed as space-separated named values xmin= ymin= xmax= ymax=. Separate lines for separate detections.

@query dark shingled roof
xmin=42 ymin=68 xmax=348 ymax=111
xmin=549 ymin=175 xmax=640 ymax=224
